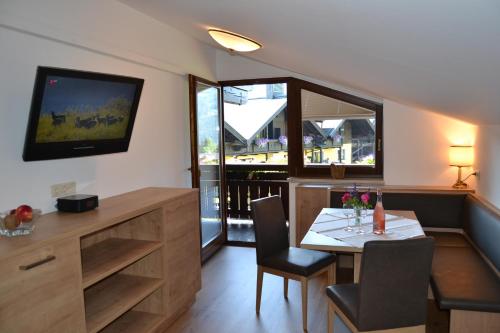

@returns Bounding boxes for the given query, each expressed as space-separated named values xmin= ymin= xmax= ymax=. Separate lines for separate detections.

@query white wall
xmin=216 ymin=51 xmax=494 ymax=200
xmin=0 ymin=0 xmax=216 ymax=212
xmin=383 ymin=100 xmax=477 ymax=188
xmin=475 ymin=125 xmax=500 ymax=207
xmin=216 ymin=50 xmax=381 ymax=103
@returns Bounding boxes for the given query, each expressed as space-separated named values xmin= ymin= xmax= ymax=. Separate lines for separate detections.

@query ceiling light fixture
xmin=208 ymin=29 xmax=262 ymax=52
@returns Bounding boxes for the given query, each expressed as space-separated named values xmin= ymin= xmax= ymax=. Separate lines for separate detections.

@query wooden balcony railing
xmin=226 ymin=179 xmax=289 ymax=220
xmin=199 ymin=164 xmax=289 ymax=222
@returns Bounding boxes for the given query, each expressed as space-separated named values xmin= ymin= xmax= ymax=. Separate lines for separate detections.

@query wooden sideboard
xmin=0 ymin=187 xmax=201 ymax=333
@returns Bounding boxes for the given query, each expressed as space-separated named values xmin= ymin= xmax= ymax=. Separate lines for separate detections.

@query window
xmin=218 ymin=77 xmax=383 ymax=177
xmin=288 ymin=80 xmax=383 ymax=177
xmin=302 ymin=89 xmax=376 ymax=166
xmin=223 ymin=82 xmax=288 ymax=165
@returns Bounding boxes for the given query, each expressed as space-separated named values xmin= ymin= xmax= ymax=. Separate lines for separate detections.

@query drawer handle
xmin=19 ymin=255 xmax=56 ymax=270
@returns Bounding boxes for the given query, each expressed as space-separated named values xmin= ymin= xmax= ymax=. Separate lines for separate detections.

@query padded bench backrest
xmin=462 ymin=195 xmax=500 ymax=271
xmin=330 ymin=192 xmax=466 ymax=228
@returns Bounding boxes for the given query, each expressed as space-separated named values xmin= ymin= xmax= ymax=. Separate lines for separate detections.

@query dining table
xmin=300 ymin=208 xmax=425 ymax=282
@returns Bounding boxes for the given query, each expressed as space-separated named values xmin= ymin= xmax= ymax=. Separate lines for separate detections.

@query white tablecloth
xmin=310 ymin=210 xmax=424 ymax=248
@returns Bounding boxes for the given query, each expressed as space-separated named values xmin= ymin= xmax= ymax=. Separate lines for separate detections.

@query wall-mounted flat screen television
xmin=23 ymin=67 xmax=144 ymax=161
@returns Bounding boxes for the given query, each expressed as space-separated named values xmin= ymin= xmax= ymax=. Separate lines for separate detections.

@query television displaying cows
xmin=35 ymin=76 xmax=137 ymax=143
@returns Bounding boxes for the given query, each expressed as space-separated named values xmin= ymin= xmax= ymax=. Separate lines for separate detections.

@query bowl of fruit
xmin=0 ymin=205 xmax=41 ymax=237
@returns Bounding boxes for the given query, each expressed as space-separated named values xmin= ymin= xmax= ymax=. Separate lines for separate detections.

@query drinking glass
xmin=356 ymin=208 xmax=367 ymax=234
xmin=343 ymin=204 xmax=353 ymax=232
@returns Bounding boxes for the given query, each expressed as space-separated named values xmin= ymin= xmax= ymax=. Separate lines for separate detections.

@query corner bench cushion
xmin=463 ymin=195 xmax=500 ymax=271
xmin=261 ymin=247 xmax=336 ymax=276
xmin=430 ymin=246 xmax=500 ymax=312
xmin=329 ymin=192 xmax=466 ymax=228
xmin=425 ymin=231 xmax=470 ymax=247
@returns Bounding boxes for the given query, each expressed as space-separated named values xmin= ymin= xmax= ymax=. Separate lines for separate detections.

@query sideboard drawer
xmin=0 ymin=238 xmax=86 ymax=333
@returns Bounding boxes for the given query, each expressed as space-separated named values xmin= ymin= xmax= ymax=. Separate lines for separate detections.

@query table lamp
xmin=449 ymin=145 xmax=476 ymax=189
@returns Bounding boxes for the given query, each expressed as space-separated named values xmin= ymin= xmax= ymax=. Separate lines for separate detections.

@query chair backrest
xmin=250 ymin=196 xmax=289 ymax=265
xmin=357 ymin=237 xmax=435 ymax=331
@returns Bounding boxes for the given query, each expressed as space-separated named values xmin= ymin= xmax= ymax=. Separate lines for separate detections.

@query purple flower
xmin=279 ymin=135 xmax=288 ymax=145
xmin=256 ymin=138 xmax=269 ymax=148
xmin=303 ymin=136 xmax=313 ymax=145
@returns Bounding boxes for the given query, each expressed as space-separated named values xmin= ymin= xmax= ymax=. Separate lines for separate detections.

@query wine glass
xmin=343 ymin=204 xmax=353 ymax=232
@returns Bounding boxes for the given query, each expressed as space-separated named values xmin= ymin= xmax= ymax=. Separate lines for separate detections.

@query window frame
xmin=288 ymin=79 xmax=383 ymax=178
xmin=219 ymin=77 xmax=292 ymax=168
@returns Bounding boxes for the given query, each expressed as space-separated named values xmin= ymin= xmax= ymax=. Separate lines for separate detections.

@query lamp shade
xmin=449 ymin=145 xmax=473 ymax=167
xmin=208 ymin=29 xmax=261 ymax=52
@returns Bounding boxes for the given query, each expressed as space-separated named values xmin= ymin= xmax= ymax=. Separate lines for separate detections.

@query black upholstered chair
xmin=251 ymin=196 xmax=336 ymax=332
xmin=326 ymin=237 xmax=434 ymax=333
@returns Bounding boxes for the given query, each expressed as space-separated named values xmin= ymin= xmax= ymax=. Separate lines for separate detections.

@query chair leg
xmin=328 ymin=301 xmax=334 ymax=333
xmin=327 ymin=262 xmax=336 ymax=285
xmin=301 ymin=278 xmax=308 ymax=331
xmin=284 ymin=277 xmax=288 ymax=299
xmin=256 ymin=266 xmax=263 ymax=314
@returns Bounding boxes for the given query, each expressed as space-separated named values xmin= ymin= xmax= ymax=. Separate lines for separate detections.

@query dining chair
xmin=251 ymin=196 xmax=337 ymax=332
xmin=326 ymin=237 xmax=435 ymax=333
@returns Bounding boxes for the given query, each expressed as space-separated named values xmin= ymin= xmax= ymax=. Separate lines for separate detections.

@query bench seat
xmin=427 ymin=232 xmax=500 ymax=313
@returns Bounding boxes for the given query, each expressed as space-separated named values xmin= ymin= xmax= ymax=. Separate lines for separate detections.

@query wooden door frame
xmin=188 ymin=74 xmax=226 ymax=263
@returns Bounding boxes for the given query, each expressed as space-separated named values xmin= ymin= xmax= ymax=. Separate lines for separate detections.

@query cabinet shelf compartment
xmin=81 ymin=238 xmax=162 ymax=288
xmin=84 ymin=274 xmax=163 ymax=333
xmin=99 ymin=310 xmax=165 ymax=333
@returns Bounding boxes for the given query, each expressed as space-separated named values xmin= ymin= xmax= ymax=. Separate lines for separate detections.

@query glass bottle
xmin=373 ymin=188 xmax=385 ymax=234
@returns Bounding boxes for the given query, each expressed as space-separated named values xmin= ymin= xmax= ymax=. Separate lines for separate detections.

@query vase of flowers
xmin=341 ymin=185 xmax=372 ymax=233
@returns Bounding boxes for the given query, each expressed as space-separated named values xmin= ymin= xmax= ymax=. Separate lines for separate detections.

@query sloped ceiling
xmin=119 ymin=0 xmax=500 ymax=125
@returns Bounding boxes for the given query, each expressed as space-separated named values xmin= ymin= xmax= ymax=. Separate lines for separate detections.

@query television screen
xmin=23 ymin=67 xmax=144 ymax=161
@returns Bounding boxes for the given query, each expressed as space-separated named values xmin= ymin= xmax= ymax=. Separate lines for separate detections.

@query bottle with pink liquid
xmin=373 ymin=188 xmax=385 ymax=234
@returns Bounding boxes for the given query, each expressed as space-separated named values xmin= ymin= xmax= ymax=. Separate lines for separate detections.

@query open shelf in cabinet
xmin=84 ymin=273 xmax=163 ymax=333
xmin=99 ymin=310 xmax=165 ymax=333
xmin=81 ymin=238 xmax=162 ymax=288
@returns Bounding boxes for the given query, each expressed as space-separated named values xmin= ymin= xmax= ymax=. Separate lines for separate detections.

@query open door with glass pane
xmin=220 ymin=79 xmax=289 ymax=244
xmin=189 ymin=75 xmax=225 ymax=261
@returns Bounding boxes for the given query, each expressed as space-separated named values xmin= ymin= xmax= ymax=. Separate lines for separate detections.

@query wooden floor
xmin=163 ymin=246 xmax=449 ymax=333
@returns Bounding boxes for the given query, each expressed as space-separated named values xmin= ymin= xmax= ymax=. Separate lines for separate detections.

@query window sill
xmin=287 ymin=177 xmax=385 ymax=186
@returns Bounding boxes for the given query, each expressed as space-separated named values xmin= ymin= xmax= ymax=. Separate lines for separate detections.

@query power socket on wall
xmin=51 ymin=181 xmax=76 ymax=198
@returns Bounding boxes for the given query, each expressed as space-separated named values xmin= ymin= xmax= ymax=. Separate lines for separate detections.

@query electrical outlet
xmin=51 ymin=181 xmax=76 ymax=198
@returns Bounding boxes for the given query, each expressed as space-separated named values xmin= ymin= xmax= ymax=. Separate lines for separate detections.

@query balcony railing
xmin=225 ymin=140 xmax=287 ymax=155
xmin=226 ymin=179 xmax=289 ymax=220
xmin=226 ymin=164 xmax=288 ymax=220
xmin=199 ymin=164 xmax=289 ymax=222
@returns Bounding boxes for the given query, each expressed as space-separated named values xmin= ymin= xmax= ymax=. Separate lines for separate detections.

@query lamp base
xmin=452 ymin=166 xmax=469 ymax=189
xmin=452 ymin=181 xmax=468 ymax=189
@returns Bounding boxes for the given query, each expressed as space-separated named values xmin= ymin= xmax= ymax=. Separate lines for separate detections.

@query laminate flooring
xmin=164 ymin=246 xmax=448 ymax=333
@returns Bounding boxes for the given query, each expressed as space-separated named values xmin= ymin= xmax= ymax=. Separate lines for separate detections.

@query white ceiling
xmin=120 ymin=0 xmax=500 ymax=125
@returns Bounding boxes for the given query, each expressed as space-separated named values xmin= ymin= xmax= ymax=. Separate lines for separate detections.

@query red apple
xmin=15 ymin=205 xmax=33 ymax=222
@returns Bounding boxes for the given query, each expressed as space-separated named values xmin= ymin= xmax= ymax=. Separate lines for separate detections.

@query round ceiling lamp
xmin=208 ymin=29 xmax=262 ymax=52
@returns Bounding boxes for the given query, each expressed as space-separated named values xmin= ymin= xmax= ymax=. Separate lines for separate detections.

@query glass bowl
xmin=0 ymin=209 xmax=41 ymax=237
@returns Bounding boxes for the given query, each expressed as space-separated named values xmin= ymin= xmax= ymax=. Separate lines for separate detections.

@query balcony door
xmin=220 ymin=78 xmax=290 ymax=245
xmin=189 ymin=75 xmax=225 ymax=261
